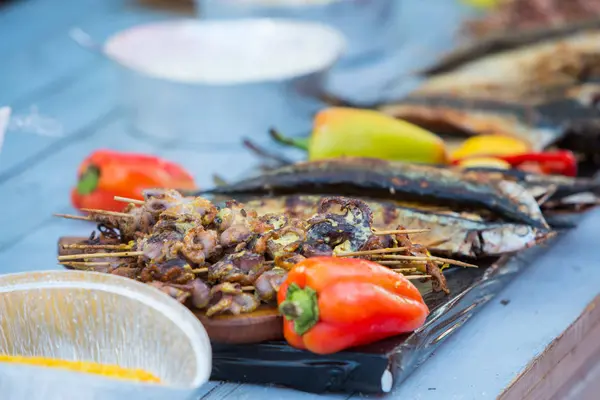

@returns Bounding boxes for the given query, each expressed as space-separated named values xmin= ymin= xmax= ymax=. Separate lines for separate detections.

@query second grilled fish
xmin=199 ymin=158 xmax=550 ymax=230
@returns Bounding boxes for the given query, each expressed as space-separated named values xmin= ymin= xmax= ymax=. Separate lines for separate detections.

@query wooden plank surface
xmin=499 ymin=295 xmax=600 ymax=400
xmin=1 ymin=1 xmax=599 ymax=399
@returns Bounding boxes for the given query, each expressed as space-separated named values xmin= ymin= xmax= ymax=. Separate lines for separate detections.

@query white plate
xmin=103 ymin=19 xmax=345 ymax=85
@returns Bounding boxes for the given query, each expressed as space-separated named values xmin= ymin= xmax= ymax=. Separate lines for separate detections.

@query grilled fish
xmin=422 ymin=19 xmax=600 ymax=76
xmin=379 ymin=97 xmax=559 ymax=151
xmin=241 ymin=195 xmax=550 ymax=258
xmin=413 ymin=30 xmax=600 ymax=104
xmin=198 ymin=158 xmax=550 ymax=229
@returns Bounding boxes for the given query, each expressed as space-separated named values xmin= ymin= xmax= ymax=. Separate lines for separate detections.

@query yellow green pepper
xmin=271 ymin=108 xmax=448 ymax=164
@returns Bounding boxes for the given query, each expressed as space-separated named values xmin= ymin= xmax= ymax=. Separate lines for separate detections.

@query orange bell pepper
xmin=71 ymin=149 xmax=197 ymax=212
xmin=277 ymin=257 xmax=429 ymax=354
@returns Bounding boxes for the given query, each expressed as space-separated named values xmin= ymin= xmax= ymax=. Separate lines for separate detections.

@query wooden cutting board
xmin=58 ymin=237 xmax=284 ymax=344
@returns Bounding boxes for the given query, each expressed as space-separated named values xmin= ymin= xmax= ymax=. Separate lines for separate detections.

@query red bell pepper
xmin=277 ymin=257 xmax=429 ymax=354
xmin=452 ymin=150 xmax=577 ymax=177
xmin=497 ymin=150 xmax=577 ymax=177
xmin=71 ymin=149 xmax=197 ymax=212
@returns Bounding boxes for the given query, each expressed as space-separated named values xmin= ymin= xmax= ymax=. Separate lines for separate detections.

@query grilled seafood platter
xmin=56 ymin=189 xmax=487 ymax=342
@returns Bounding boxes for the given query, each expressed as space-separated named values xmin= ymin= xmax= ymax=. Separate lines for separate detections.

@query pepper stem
xmin=269 ymin=128 xmax=310 ymax=151
xmin=77 ymin=165 xmax=100 ymax=195
xmin=278 ymin=283 xmax=319 ymax=336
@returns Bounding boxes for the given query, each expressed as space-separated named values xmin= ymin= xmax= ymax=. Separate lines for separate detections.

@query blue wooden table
xmin=1 ymin=0 xmax=599 ymax=398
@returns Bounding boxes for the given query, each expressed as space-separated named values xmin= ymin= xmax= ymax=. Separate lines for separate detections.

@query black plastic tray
xmin=208 ymin=230 xmax=564 ymax=394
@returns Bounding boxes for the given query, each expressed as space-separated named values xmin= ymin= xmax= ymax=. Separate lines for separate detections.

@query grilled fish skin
xmin=199 ymin=158 xmax=549 ymax=230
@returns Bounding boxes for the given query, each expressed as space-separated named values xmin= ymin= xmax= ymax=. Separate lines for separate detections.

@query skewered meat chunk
xmin=220 ymin=224 xmax=253 ymax=249
xmin=214 ymin=200 xmax=257 ymax=232
xmin=307 ymin=197 xmax=375 ymax=254
xmin=189 ymin=278 xmax=211 ymax=309
xmin=143 ymin=188 xmax=183 ymax=201
xmin=144 ymin=190 xmax=184 ymax=218
xmin=108 ymin=265 xmax=140 ymax=279
xmin=148 ymin=278 xmax=211 ymax=309
xmin=137 ymin=229 xmax=184 ymax=262
xmin=360 ymin=235 xmax=394 ymax=253
xmin=254 ymin=268 xmax=288 ymax=302
xmin=301 ymin=241 xmax=333 ymax=257
xmin=208 ymin=251 xmax=268 ymax=285
xmin=148 ymin=281 xmax=192 ymax=304
xmin=139 ymin=258 xmax=194 ymax=284
xmin=119 ymin=204 xmax=155 ymax=240
xmin=254 ymin=213 xmax=289 ymax=233
xmin=206 ymin=283 xmax=261 ymax=317
xmin=183 ymin=196 xmax=219 ymax=225
xmin=265 ymin=226 xmax=305 ymax=258
xmin=273 ymin=253 xmax=306 ymax=270
xmin=181 ymin=226 xmax=221 ymax=264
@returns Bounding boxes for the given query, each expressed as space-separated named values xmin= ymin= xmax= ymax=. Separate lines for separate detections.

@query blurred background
xmin=2 ymin=1 xmax=600 ymax=399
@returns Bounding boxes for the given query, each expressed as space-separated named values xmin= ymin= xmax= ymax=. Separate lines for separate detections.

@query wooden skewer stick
xmin=418 ymin=238 xmax=450 ymax=248
xmin=373 ymin=254 xmax=478 ymax=268
xmin=241 ymin=286 xmax=255 ymax=292
xmin=114 ymin=196 xmax=145 ymax=205
xmin=378 ymin=260 xmax=428 ymax=266
xmin=61 ymin=244 xmax=132 ymax=250
xmin=81 ymin=208 xmax=134 ymax=219
xmin=54 ymin=213 xmax=91 ymax=222
xmin=372 ymin=228 xmax=430 ymax=236
xmin=429 ymin=256 xmax=478 ymax=268
xmin=336 ymin=247 xmax=408 ymax=257
xmin=60 ymin=262 xmax=112 ymax=270
xmin=57 ymin=251 xmax=144 ymax=261
xmin=61 ymin=261 xmax=112 ymax=266
xmin=404 ymin=275 xmax=432 ymax=280
xmin=390 ymin=268 xmax=418 ymax=273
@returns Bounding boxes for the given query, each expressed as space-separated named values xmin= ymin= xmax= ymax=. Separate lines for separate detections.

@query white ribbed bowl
xmin=0 ymin=270 xmax=212 ymax=400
